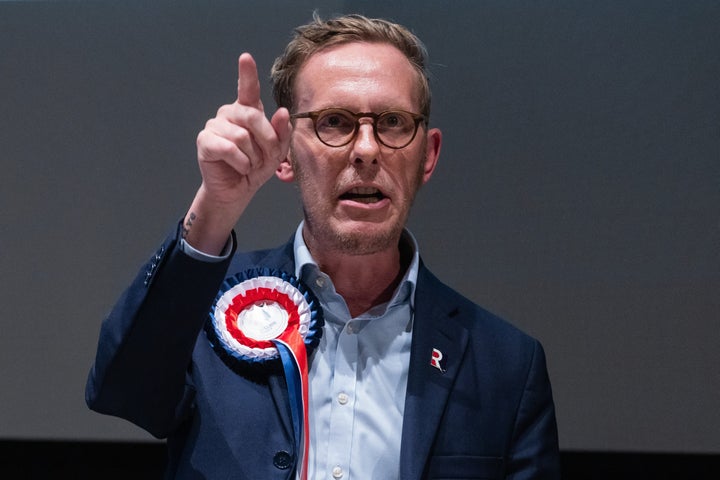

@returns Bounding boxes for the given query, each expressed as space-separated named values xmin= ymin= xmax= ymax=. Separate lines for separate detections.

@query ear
xmin=275 ymin=155 xmax=295 ymax=183
xmin=421 ymin=127 xmax=442 ymax=184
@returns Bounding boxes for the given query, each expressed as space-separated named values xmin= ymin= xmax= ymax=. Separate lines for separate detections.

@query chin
xmin=331 ymin=222 xmax=404 ymax=256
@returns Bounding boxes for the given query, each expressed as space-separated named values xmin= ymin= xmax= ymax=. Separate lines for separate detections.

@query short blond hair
xmin=271 ymin=13 xmax=431 ymax=117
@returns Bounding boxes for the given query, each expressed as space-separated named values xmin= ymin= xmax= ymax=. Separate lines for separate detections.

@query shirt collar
xmin=293 ymin=221 xmax=420 ymax=310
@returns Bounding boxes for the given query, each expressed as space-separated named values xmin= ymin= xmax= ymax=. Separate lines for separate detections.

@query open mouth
xmin=339 ymin=186 xmax=386 ymax=204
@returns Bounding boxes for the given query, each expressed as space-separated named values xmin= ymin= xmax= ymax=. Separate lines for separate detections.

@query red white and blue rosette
xmin=207 ymin=268 xmax=323 ymax=363
xmin=205 ymin=268 xmax=322 ymax=480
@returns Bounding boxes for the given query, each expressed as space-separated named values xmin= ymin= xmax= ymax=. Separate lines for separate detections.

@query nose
xmin=350 ymin=120 xmax=380 ymax=164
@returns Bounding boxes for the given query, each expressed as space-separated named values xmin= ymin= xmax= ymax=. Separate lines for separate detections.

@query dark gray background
xmin=1 ymin=0 xmax=718 ymax=453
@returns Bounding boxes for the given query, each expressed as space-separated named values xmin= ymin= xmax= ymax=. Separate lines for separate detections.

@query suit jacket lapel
xmin=400 ymin=265 xmax=470 ymax=480
xmin=268 ymin=371 xmax=295 ymax=449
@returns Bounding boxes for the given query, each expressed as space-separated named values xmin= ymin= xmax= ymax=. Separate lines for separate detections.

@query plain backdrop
xmin=1 ymin=0 xmax=718 ymax=453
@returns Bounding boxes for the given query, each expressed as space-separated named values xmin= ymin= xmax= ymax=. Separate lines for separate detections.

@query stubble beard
xmin=304 ymin=206 xmax=405 ymax=256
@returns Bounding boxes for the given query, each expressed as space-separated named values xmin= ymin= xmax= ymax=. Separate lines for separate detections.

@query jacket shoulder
xmin=417 ymin=264 xmax=540 ymax=351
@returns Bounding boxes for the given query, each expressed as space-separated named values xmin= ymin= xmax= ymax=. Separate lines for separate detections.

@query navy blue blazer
xmin=86 ymin=226 xmax=560 ymax=479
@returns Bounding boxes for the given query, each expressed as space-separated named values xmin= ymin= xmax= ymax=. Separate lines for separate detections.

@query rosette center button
xmin=237 ymin=301 xmax=289 ymax=341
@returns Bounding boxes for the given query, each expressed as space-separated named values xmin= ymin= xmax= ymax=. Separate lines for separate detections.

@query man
xmin=86 ymin=13 xmax=560 ymax=479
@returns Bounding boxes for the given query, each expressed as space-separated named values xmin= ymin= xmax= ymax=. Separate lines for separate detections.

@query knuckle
xmin=216 ymin=103 xmax=234 ymax=118
xmin=196 ymin=129 xmax=209 ymax=145
xmin=234 ymin=128 xmax=251 ymax=145
xmin=216 ymin=140 xmax=237 ymax=157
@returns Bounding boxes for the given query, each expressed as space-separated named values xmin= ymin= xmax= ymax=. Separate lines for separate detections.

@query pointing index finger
xmin=237 ymin=53 xmax=263 ymax=110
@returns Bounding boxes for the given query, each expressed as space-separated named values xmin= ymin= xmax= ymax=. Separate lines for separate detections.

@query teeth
xmin=355 ymin=196 xmax=379 ymax=204
xmin=341 ymin=186 xmax=384 ymax=204
xmin=348 ymin=187 xmax=380 ymax=195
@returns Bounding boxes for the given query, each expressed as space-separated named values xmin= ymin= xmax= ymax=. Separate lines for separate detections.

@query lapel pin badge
xmin=430 ymin=348 xmax=446 ymax=373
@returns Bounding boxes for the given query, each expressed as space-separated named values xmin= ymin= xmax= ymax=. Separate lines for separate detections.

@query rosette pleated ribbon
xmin=206 ymin=269 xmax=323 ymax=480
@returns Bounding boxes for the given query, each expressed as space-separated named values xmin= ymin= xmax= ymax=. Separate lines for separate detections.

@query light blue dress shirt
xmin=293 ymin=222 xmax=419 ymax=480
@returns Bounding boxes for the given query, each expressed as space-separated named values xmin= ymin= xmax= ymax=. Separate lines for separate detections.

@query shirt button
xmin=315 ymin=277 xmax=326 ymax=288
xmin=332 ymin=466 xmax=344 ymax=478
xmin=337 ymin=392 xmax=349 ymax=405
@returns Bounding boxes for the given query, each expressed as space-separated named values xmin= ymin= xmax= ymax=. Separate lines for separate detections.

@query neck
xmin=305 ymin=233 xmax=413 ymax=318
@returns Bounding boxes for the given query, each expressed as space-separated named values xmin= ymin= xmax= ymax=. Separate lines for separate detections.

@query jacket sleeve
xmin=85 ymin=224 xmax=234 ymax=438
xmin=507 ymin=340 xmax=561 ymax=479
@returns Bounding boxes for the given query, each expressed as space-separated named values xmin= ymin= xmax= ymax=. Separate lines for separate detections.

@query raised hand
xmin=183 ymin=53 xmax=292 ymax=254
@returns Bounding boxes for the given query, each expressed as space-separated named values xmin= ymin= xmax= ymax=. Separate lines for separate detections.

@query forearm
xmin=85 ymin=224 xmax=235 ymax=437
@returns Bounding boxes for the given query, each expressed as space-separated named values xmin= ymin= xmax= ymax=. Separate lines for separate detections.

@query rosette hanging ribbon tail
xmin=205 ymin=269 xmax=323 ymax=480
xmin=274 ymin=333 xmax=310 ymax=480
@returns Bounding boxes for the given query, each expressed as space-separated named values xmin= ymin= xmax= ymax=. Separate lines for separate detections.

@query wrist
xmin=182 ymin=186 xmax=248 ymax=255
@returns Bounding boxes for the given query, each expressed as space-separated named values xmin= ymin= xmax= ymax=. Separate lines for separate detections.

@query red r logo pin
xmin=430 ymin=348 xmax=446 ymax=373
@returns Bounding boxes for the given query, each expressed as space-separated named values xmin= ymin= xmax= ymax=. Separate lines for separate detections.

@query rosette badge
xmin=207 ymin=268 xmax=323 ymax=365
xmin=206 ymin=269 xmax=323 ymax=479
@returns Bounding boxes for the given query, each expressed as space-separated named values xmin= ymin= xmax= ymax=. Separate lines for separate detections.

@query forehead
xmin=294 ymin=42 xmax=421 ymax=111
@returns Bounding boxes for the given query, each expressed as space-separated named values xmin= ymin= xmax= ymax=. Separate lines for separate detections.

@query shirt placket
xmin=324 ymin=319 xmax=358 ymax=479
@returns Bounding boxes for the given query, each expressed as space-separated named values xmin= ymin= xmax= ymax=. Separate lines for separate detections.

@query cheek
xmin=293 ymin=142 xmax=347 ymax=184
xmin=291 ymin=131 xmax=337 ymax=165
xmin=292 ymin=155 xmax=333 ymax=197
xmin=394 ymin=149 xmax=428 ymax=194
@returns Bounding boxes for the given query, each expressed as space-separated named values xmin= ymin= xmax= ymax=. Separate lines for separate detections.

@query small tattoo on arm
xmin=182 ymin=212 xmax=197 ymax=239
